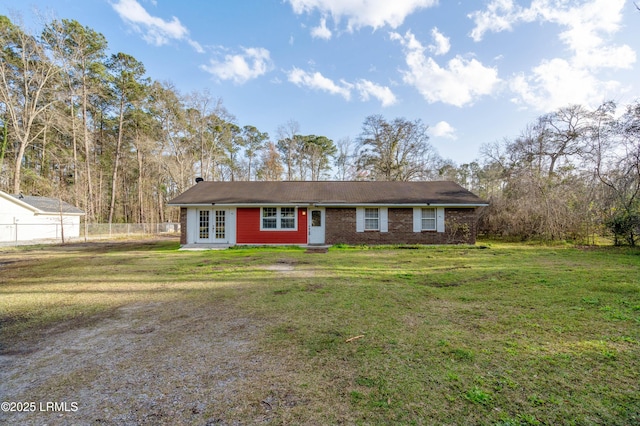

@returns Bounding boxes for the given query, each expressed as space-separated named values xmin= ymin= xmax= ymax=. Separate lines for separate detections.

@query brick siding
xmin=325 ymin=207 xmax=478 ymax=245
xmin=180 ymin=207 xmax=187 ymax=245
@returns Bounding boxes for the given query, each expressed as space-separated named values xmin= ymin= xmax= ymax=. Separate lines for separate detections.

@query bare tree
xmin=356 ymin=115 xmax=435 ymax=181
xmin=0 ymin=15 xmax=59 ymax=194
xmin=241 ymin=125 xmax=268 ymax=181
xmin=256 ymin=141 xmax=283 ymax=181
xmin=334 ymin=137 xmax=355 ymax=180
xmin=106 ymin=52 xmax=147 ymax=224
xmin=478 ymin=105 xmax=598 ymax=241
xmin=537 ymin=105 xmax=590 ymax=176
xmin=149 ymin=81 xmax=193 ymax=194
xmin=588 ymin=101 xmax=640 ymax=245
xmin=276 ymin=119 xmax=300 ymax=180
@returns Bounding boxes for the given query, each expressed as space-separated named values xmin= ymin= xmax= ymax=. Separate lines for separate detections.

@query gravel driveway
xmin=1 ymin=299 xmax=302 ymax=425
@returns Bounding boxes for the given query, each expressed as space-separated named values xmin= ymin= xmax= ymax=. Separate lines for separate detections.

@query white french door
xmin=197 ymin=209 xmax=227 ymax=243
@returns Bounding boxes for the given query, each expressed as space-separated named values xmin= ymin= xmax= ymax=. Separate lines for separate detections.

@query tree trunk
xmin=13 ymin=142 xmax=28 ymax=194
xmin=108 ymin=97 xmax=125 ymax=224
xmin=82 ymin=74 xmax=94 ymax=220
xmin=70 ymin=92 xmax=79 ymax=206
xmin=137 ymin=143 xmax=144 ymax=223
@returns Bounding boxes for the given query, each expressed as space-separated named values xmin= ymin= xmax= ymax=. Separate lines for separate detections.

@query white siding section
xmin=0 ymin=195 xmax=82 ymax=242
xmin=437 ymin=207 xmax=445 ymax=233
xmin=380 ymin=207 xmax=388 ymax=233
xmin=187 ymin=208 xmax=197 ymax=244
xmin=413 ymin=208 xmax=422 ymax=232
xmin=228 ymin=208 xmax=237 ymax=245
xmin=356 ymin=207 xmax=364 ymax=232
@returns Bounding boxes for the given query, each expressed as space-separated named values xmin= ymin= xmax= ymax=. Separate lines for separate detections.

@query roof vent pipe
xmin=195 ymin=177 xmax=204 ymax=183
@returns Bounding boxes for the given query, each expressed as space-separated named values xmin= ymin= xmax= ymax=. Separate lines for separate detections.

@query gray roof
xmin=169 ymin=181 xmax=486 ymax=206
xmin=11 ymin=194 xmax=85 ymax=214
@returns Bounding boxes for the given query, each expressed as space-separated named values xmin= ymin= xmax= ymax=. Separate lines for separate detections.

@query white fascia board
xmin=315 ymin=203 xmax=489 ymax=208
xmin=34 ymin=212 xmax=85 ymax=217
xmin=0 ymin=191 xmax=86 ymax=215
xmin=429 ymin=203 xmax=489 ymax=207
xmin=169 ymin=203 xmax=308 ymax=208
xmin=169 ymin=202 xmax=488 ymax=208
xmin=0 ymin=191 xmax=41 ymax=213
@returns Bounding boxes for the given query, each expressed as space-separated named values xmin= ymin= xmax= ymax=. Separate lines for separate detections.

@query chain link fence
xmin=0 ymin=222 xmax=180 ymax=246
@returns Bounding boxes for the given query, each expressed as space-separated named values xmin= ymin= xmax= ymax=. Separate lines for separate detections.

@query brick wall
xmin=180 ymin=207 xmax=187 ymax=244
xmin=444 ymin=208 xmax=478 ymax=244
xmin=325 ymin=207 xmax=478 ymax=245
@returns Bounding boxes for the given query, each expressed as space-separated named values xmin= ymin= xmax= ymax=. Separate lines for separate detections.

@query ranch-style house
xmin=169 ymin=180 xmax=487 ymax=248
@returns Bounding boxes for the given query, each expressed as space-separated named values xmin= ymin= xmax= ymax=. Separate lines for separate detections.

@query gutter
xmin=168 ymin=202 xmax=489 ymax=208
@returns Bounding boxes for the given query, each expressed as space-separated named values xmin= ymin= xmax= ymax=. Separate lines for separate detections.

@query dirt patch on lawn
xmin=0 ymin=299 xmax=307 ymax=425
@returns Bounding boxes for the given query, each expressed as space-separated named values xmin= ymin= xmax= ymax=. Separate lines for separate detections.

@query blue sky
xmin=3 ymin=0 xmax=639 ymax=164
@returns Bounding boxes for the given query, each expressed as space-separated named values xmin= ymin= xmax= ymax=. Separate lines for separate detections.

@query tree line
xmin=462 ymin=103 xmax=640 ymax=245
xmin=1 ymin=14 xmax=638 ymax=244
xmin=0 ymin=15 xmax=342 ymax=223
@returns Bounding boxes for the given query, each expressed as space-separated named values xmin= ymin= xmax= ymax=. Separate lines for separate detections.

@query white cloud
xmin=468 ymin=0 xmax=532 ymax=42
xmin=430 ymin=121 xmax=457 ymax=139
xmin=187 ymin=39 xmax=204 ymax=53
xmin=111 ymin=0 xmax=203 ymax=52
xmin=287 ymin=0 xmax=438 ymax=33
xmin=469 ymin=0 xmax=635 ymax=111
xmin=509 ymin=58 xmax=620 ymax=111
xmin=286 ymin=68 xmax=396 ymax=106
xmin=311 ymin=17 xmax=332 ymax=39
xmin=355 ymin=80 xmax=397 ymax=106
xmin=287 ymin=68 xmax=352 ymax=100
xmin=391 ymin=31 xmax=500 ymax=107
xmin=429 ymin=27 xmax=450 ymax=56
xmin=201 ymin=48 xmax=273 ymax=84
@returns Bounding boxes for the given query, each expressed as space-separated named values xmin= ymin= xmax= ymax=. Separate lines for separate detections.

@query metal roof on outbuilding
xmin=168 ymin=181 xmax=487 ymax=206
xmin=8 ymin=194 xmax=85 ymax=214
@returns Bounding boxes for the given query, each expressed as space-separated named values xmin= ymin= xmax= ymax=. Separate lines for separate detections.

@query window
xmin=199 ymin=210 xmax=209 ymax=239
xmin=215 ymin=210 xmax=226 ymax=239
xmin=280 ymin=207 xmax=295 ymax=229
xmin=262 ymin=207 xmax=277 ymax=229
xmin=364 ymin=208 xmax=379 ymax=230
xmin=262 ymin=207 xmax=297 ymax=230
xmin=311 ymin=210 xmax=322 ymax=227
xmin=422 ymin=208 xmax=436 ymax=231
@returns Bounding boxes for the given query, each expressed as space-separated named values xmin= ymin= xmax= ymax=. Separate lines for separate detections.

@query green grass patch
xmin=1 ymin=240 xmax=639 ymax=424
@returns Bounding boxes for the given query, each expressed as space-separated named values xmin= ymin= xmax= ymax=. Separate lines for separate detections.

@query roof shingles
xmin=169 ymin=181 xmax=486 ymax=206
xmin=11 ymin=195 xmax=85 ymax=214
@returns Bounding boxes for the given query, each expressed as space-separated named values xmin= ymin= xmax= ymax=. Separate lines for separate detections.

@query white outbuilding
xmin=0 ymin=190 xmax=85 ymax=243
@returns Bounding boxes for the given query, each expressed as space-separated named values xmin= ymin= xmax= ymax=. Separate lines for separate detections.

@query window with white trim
xmin=262 ymin=207 xmax=277 ymax=229
xmin=215 ymin=210 xmax=226 ymax=239
xmin=364 ymin=208 xmax=379 ymax=230
xmin=422 ymin=208 xmax=436 ymax=231
xmin=261 ymin=207 xmax=297 ymax=230
xmin=280 ymin=207 xmax=295 ymax=229
xmin=199 ymin=210 xmax=210 ymax=239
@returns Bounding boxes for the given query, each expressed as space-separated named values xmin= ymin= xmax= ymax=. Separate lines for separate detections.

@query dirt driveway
xmin=1 ymin=298 xmax=304 ymax=425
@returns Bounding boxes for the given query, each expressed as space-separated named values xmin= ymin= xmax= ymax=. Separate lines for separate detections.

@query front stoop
xmin=178 ymin=244 xmax=331 ymax=252
xmin=303 ymin=244 xmax=330 ymax=253
xmin=179 ymin=244 xmax=231 ymax=251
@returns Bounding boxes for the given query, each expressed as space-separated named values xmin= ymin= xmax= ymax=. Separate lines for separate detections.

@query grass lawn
xmin=1 ymin=240 xmax=639 ymax=425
